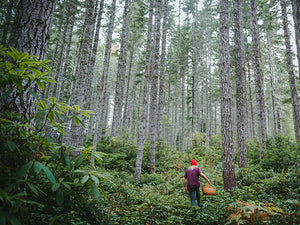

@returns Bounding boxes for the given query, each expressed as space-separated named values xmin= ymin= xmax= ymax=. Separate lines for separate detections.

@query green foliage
xmin=90 ymin=133 xmax=299 ymax=225
xmin=262 ymin=136 xmax=299 ymax=172
xmin=1 ymin=46 xmax=299 ymax=224
xmin=0 ymin=46 xmax=105 ymax=224
xmin=247 ymin=135 xmax=300 ymax=172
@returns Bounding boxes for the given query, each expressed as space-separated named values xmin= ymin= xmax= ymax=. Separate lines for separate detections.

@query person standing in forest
xmin=182 ymin=159 xmax=210 ymax=207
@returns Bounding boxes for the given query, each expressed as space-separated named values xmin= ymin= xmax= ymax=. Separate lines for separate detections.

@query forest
xmin=0 ymin=0 xmax=299 ymax=224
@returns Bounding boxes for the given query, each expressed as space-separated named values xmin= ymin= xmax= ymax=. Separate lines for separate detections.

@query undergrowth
xmin=1 ymin=47 xmax=299 ymax=224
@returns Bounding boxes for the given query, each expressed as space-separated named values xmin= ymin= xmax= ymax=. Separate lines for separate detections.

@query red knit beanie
xmin=191 ymin=159 xmax=197 ymax=166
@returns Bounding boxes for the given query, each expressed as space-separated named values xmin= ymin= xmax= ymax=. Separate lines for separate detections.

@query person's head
xmin=190 ymin=159 xmax=197 ymax=169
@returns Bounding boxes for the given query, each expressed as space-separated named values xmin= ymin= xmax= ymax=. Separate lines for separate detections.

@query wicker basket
xmin=202 ymin=182 xmax=216 ymax=195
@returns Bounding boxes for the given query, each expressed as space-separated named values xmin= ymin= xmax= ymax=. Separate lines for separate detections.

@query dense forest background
xmin=0 ymin=0 xmax=299 ymax=224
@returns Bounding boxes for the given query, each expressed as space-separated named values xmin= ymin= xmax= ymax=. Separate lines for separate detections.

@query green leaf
xmin=36 ymin=80 xmax=44 ymax=90
xmin=91 ymin=175 xmax=99 ymax=185
xmin=28 ymin=89 xmax=37 ymax=98
xmin=64 ymin=153 xmax=71 ymax=170
xmin=34 ymin=161 xmax=42 ymax=174
xmin=40 ymin=99 xmax=47 ymax=109
xmin=22 ymin=199 xmax=44 ymax=207
xmin=81 ymin=175 xmax=89 ymax=184
xmin=52 ymin=183 xmax=60 ymax=192
xmin=62 ymin=182 xmax=71 ymax=190
xmin=58 ymin=127 xmax=66 ymax=135
xmin=80 ymin=110 xmax=94 ymax=115
xmin=7 ymin=140 xmax=17 ymax=151
xmin=27 ymin=183 xmax=39 ymax=196
xmin=56 ymin=189 xmax=64 ymax=206
xmin=17 ymin=161 xmax=33 ymax=178
xmin=35 ymin=110 xmax=46 ymax=118
xmin=56 ymin=105 xmax=68 ymax=113
xmin=73 ymin=116 xmax=81 ymax=125
xmin=42 ymin=165 xmax=56 ymax=185
xmin=48 ymin=110 xmax=54 ymax=122
xmin=79 ymin=112 xmax=91 ymax=118
xmin=11 ymin=77 xmax=23 ymax=91
xmin=91 ymin=183 xmax=100 ymax=199
xmin=50 ymin=97 xmax=56 ymax=104
xmin=59 ymin=104 xmax=74 ymax=110
xmin=74 ymin=105 xmax=80 ymax=111
xmin=92 ymin=151 xmax=105 ymax=164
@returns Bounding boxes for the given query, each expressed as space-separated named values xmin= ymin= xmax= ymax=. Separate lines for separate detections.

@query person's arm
xmin=182 ymin=176 xmax=187 ymax=192
xmin=200 ymin=172 xmax=210 ymax=183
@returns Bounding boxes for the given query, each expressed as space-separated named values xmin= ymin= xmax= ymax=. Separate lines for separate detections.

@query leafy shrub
xmin=262 ymin=135 xmax=299 ymax=172
xmin=247 ymin=135 xmax=300 ymax=172
xmin=0 ymin=46 xmax=105 ymax=224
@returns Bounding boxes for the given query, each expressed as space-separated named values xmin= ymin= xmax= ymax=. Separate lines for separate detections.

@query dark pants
xmin=189 ymin=187 xmax=201 ymax=206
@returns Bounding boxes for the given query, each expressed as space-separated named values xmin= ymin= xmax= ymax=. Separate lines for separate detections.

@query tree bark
xmin=68 ymin=0 xmax=95 ymax=150
xmin=247 ymin=60 xmax=255 ymax=138
xmin=93 ymin=0 xmax=116 ymax=145
xmin=192 ymin=1 xmax=199 ymax=134
xmin=157 ymin=0 xmax=168 ymax=154
xmin=266 ymin=33 xmax=278 ymax=136
xmin=149 ymin=0 xmax=162 ymax=173
xmin=122 ymin=43 xmax=135 ymax=131
xmin=134 ymin=0 xmax=154 ymax=180
xmin=233 ymin=0 xmax=248 ymax=168
xmin=174 ymin=0 xmax=181 ymax=150
xmin=6 ymin=0 xmax=57 ymax=120
xmin=111 ymin=0 xmax=132 ymax=137
xmin=280 ymin=0 xmax=300 ymax=141
xmin=9 ymin=0 xmax=57 ymax=61
xmin=58 ymin=0 xmax=77 ymax=102
xmin=249 ymin=0 xmax=267 ymax=158
xmin=220 ymin=0 xmax=237 ymax=191
xmin=291 ymin=0 xmax=300 ymax=78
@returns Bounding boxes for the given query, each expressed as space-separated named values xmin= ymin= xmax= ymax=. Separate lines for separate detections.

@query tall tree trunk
xmin=6 ymin=0 xmax=57 ymax=119
xmin=220 ymin=0 xmax=237 ymax=191
xmin=205 ymin=45 xmax=210 ymax=148
xmin=111 ymin=0 xmax=132 ymax=137
xmin=122 ymin=43 xmax=135 ymax=131
xmin=9 ymin=0 xmax=56 ymax=60
xmin=134 ymin=0 xmax=154 ymax=180
xmin=249 ymin=0 xmax=266 ymax=158
xmin=192 ymin=2 xmax=199 ymax=133
xmin=93 ymin=0 xmax=116 ymax=146
xmin=173 ymin=0 xmax=181 ymax=151
xmin=181 ymin=61 xmax=186 ymax=151
xmin=247 ymin=60 xmax=255 ymax=138
xmin=52 ymin=4 xmax=71 ymax=98
xmin=149 ymin=0 xmax=162 ymax=173
xmin=280 ymin=0 xmax=300 ymax=141
xmin=58 ymin=0 xmax=77 ymax=101
xmin=68 ymin=0 xmax=95 ymax=151
xmin=233 ymin=0 xmax=248 ymax=168
xmin=291 ymin=0 xmax=300 ymax=78
xmin=266 ymin=33 xmax=278 ymax=135
xmin=157 ymin=0 xmax=168 ymax=154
